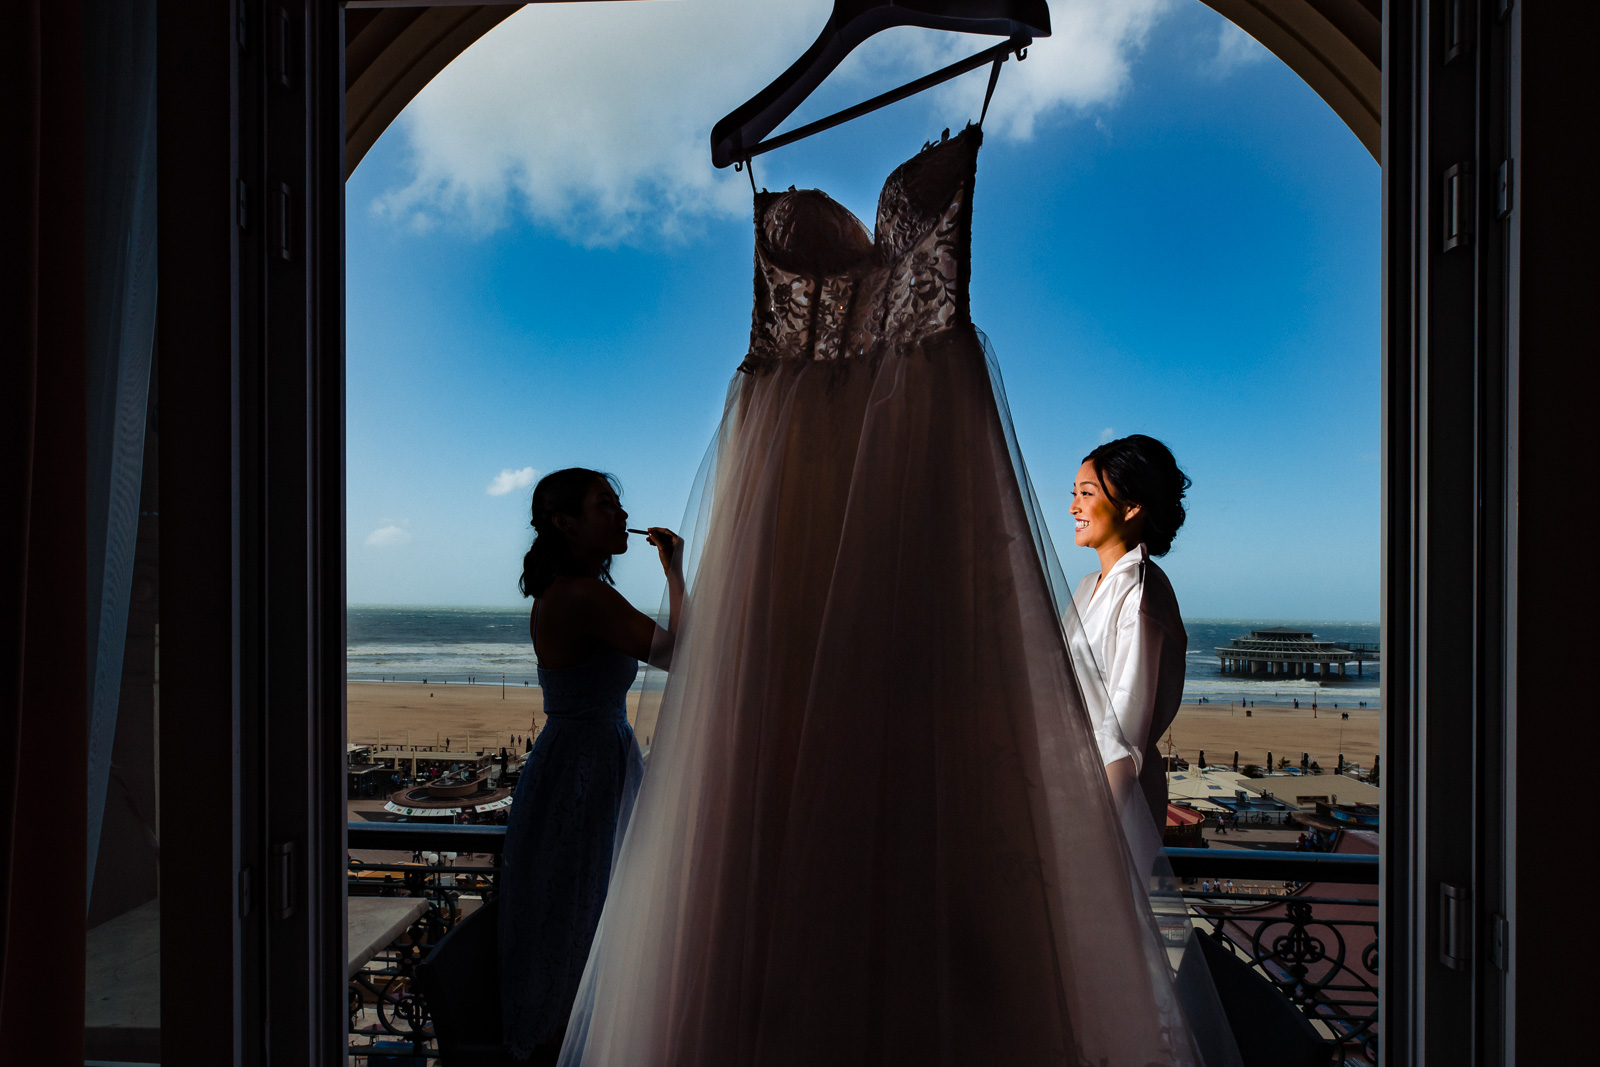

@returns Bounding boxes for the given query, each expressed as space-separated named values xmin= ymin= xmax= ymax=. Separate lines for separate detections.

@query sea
xmin=347 ymin=608 xmax=1382 ymax=706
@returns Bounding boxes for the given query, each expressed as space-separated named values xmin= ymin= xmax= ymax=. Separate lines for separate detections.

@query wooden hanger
xmin=711 ymin=0 xmax=1051 ymax=169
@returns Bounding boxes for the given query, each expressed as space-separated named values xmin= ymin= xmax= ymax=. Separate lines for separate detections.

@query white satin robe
xmin=1072 ymin=542 xmax=1188 ymax=829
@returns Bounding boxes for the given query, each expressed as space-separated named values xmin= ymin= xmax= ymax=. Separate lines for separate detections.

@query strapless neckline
xmin=742 ymin=125 xmax=981 ymax=369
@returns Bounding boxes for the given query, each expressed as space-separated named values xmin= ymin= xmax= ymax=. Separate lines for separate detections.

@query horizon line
xmin=346 ymin=604 xmax=1380 ymax=626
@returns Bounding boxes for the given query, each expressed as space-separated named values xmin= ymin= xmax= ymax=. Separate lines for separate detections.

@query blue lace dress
xmin=499 ymin=607 xmax=645 ymax=1060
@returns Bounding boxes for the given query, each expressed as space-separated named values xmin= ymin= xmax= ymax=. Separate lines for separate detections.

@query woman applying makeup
xmin=497 ymin=468 xmax=682 ymax=1064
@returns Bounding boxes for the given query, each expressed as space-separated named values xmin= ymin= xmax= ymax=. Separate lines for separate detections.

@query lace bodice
xmin=742 ymin=126 xmax=980 ymax=369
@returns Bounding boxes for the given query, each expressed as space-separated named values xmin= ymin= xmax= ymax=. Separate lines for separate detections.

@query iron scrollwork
xmin=1195 ymin=892 xmax=1380 ymax=1063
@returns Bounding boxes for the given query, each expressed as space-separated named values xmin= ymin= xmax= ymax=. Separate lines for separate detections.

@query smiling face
xmin=1070 ymin=460 xmax=1142 ymax=551
xmin=558 ymin=477 xmax=629 ymax=562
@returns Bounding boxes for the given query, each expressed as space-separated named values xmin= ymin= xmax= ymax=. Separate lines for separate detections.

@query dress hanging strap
xmin=978 ymin=51 xmax=1006 ymax=128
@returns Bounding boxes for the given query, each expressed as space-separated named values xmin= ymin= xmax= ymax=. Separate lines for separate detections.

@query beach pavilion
xmin=1215 ymin=627 xmax=1380 ymax=679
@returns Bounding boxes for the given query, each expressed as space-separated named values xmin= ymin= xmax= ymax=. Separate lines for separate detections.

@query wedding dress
xmin=559 ymin=126 xmax=1233 ymax=1066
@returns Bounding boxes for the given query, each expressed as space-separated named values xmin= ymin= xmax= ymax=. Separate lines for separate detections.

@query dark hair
xmin=1082 ymin=434 xmax=1190 ymax=557
xmin=518 ymin=468 xmax=620 ymax=598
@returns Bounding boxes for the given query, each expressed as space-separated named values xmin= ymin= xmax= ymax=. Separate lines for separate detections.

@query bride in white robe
xmin=1067 ymin=434 xmax=1194 ymax=831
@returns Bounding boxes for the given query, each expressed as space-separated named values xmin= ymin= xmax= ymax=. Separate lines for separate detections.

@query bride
xmin=558 ymin=126 xmax=1234 ymax=1066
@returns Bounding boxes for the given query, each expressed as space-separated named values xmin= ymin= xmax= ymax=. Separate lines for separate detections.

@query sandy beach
xmin=347 ymin=681 xmax=662 ymax=753
xmin=348 ymin=682 xmax=1374 ymax=771
xmin=1159 ymin=701 xmax=1379 ymax=772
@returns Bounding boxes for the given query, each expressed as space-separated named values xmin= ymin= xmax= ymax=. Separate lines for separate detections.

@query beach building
xmin=1213 ymin=626 xmax=1380 ymax=679
xmin=366 ymin=744 xmax=498 ymax=780
xmin=1164 ymin=767 xmax=1253 ymax=814
xmin=384 ymin=773 xmax=514 ymax=819
xmin=1164 ymin=804 xmax=1206 ymax=848
xmin=1280 ymin=772 xmax=1381 ymax=811
xmin=346 ymin=744 xmax=402 ymax=799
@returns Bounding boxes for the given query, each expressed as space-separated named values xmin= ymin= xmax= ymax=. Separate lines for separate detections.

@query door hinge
xmin=276 ymin=5 xmax=296 ymax=90
xmin=270 ymin=840 xmax=296 ymax=920
xmin=1445 ymin=0 xmax=1475 ymax=64
xmin=276 ymin=182 xmax=293 ymax=261
xmin=1443 ymin=163 xmax=1474 ymax=253
xmin=1489 ymin=911 xmax=1508 ymax=970
xmin=1496 ymin=159 xmax=1514 ymax=219
xmin=238 ymin=866 xmax=252 ymax=918
xmin=1440 ymin=882 xmax=1470 ymax=970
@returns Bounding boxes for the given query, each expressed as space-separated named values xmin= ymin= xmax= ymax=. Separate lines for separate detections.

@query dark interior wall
xmin=1513 ymin=4 xmax=1597 ymax=1060
xmin=0 ymin=0 xmax=89 ymax=1060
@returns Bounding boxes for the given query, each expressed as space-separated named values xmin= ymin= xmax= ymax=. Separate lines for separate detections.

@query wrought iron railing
xmin=1170 ymin=847 xmax=1379 ymax=1064
xmin=348 ymin=824 xmax=505 ymax=1061
xmin=347 ymin=828 xmax=1381 ymax=1064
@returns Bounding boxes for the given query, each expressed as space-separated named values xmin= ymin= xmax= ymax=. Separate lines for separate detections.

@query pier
xmin=1215 ymin=627 xmax=1379 ymax=678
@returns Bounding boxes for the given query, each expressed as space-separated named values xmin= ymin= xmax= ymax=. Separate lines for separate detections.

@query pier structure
xmin=1215 ymin=627 xmax=1380 ymax=679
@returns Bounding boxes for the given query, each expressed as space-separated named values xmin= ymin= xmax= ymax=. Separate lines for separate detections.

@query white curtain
xmin=83 ymin=0 xmax=158 ymax=899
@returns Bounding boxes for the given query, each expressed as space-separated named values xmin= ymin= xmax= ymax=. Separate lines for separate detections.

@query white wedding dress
xmin=559 ymin=126 xmax=1236 ymax=1067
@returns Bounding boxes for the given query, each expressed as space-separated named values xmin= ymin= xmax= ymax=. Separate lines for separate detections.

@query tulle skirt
xmin=562 ymin=327 xmax=1223 ymax=1066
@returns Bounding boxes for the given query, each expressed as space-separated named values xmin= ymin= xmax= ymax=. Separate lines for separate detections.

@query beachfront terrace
xmin=341 ymin=823 xmax=1379 ymax=1066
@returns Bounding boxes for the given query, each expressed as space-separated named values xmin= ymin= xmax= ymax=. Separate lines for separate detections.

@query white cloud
xmin=369 ymin=0 xmax=1171 ymax=245
xmin=1099 ymin=426 xmax=1116 ymax=443
xmin=487 ymin=466 xmax=538 ymax=496
xmin=365 ymin=519 xmax=413 ymax=547
xmin=1206 ymin=21 xmax=1269 ymax=78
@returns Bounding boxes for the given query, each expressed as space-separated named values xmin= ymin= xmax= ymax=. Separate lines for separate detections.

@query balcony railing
xmin=347 ymin=826 xmax=1380 ymax=1064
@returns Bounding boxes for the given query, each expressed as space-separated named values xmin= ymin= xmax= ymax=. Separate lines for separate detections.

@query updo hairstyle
xmin=1082 ymin=435 xmax=1190 ymax=557
xmin=518 ymin=468 xmax=619 ymax=598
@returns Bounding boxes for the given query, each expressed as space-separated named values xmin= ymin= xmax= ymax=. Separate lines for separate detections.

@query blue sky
xmin=345 ymin=0 xmax=1380 ymax=620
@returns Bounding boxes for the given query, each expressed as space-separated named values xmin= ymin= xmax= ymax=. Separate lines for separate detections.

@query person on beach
xmin=1070 ymin=434 xmax=1192 ymax=831
xmin=498 ymin=468 xmax=683 ymax=1065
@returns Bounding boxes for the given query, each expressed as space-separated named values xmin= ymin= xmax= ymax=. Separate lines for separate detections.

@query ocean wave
xmin=1181 ymin=675 xmax=1376 ymax=691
